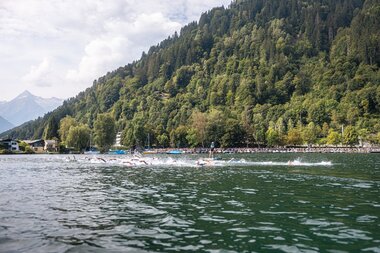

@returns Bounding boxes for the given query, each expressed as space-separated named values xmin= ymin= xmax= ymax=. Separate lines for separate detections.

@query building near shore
xmin=44 ymin=140 xmax=59 ymax=153
xmin=114 ymin=132 xmax=122 ymax=147
xmin=0 ymin=138 xmax=19 ymax=152
xmin=24 ymin=139 xmax=45 ymax=153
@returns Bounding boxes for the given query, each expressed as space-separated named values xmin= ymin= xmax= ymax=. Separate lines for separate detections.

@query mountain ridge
xmin=0 ymin=90 xmax=63 ymax=127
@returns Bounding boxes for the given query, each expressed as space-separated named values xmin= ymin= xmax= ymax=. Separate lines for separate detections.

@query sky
xmin=0 ymin=0 xmax=231 ymax=101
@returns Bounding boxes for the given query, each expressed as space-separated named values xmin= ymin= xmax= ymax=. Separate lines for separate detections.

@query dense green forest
xmin=2 ymin=0 xmax=380 ymax=149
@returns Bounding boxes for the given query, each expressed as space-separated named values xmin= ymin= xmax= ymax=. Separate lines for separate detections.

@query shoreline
xmin=1 ymin=146 xmax=380 ymax=155
xmin=156 ymin=147 xmax=380 ymax=154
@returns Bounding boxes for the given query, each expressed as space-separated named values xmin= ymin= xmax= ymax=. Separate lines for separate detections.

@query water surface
xmin=0 ymin=153 xmax=379 ymax=252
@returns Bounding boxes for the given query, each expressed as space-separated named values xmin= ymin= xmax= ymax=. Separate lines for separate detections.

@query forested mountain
xmin=2 ymin=0 xmax=379 ymax=148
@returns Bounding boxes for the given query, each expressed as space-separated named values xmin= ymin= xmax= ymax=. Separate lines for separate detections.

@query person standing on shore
xmin=209 ymin=142 xmax=215 ymax=159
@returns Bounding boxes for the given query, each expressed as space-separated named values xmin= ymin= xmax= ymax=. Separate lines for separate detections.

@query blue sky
xmin=0 ymin=0 xmax=231 ymax=101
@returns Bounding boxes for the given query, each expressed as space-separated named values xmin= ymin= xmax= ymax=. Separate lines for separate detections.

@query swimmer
xmin=97 ymin=157 xmax=106 ymax=163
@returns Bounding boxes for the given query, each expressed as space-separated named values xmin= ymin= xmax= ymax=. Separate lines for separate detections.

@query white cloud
xmin=66 ymin=36 xmax=131 ymax=83
xmin=67 ymin=12 xmax=182 ymax=84
xmin=0 ymin=0 xmax=232 ymax=100
xmin=22 ymin=57 xmax=53 ymax=87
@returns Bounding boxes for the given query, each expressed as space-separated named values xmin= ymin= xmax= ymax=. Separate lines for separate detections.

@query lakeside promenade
xmin=154 ymin=146 xmax=380 ymax=154
xmin=2 ymin=146 xmax=379 ymax=155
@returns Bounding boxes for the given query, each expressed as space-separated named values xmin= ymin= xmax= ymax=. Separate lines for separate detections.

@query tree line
xmin=58 ymin=114 xmax=115 ymax=153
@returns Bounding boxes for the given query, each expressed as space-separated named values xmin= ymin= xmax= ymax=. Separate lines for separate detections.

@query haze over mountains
xmin=0 ymin=116 xmax=14 ymax=134
xmin=0 ymin=90 xmax=62 ymax=133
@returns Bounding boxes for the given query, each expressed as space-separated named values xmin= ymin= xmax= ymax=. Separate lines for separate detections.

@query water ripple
xmin=0 ymin=154 xmax=379 ymax=252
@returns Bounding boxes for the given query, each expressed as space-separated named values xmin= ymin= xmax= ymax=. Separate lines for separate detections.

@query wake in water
xmin=62 ymin=155 xmax=332 ymax=168
xmin=239 ymin=158 xmax=332 ymax=167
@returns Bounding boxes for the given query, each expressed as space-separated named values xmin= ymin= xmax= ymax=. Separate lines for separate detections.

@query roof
xmin=45 ymin=140 xmax=57 ymax=144
xmin=0 ymin=138 xmax=14 ymax=142
xmin=24 ymin=139 xmax=44 ymax=144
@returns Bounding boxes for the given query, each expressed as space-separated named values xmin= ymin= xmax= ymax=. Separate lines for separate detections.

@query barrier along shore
xmin=155 ymin=146 xmax=380 ymax=154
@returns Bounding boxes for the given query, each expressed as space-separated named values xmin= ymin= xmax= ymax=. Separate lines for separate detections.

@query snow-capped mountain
xmin=0 ymin=90 xmax=63 ymax=129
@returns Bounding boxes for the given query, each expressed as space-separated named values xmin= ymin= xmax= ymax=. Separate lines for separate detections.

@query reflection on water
xmin=0 ymin=154 xmax=379 ymax=252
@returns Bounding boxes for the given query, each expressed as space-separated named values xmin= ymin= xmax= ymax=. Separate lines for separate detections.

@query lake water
xmin=0 ymin=153 xmax=379 ymax=253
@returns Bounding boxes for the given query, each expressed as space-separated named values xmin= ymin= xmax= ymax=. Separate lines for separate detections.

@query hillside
xmin=2 ymin=0 xmax=379 ymax=148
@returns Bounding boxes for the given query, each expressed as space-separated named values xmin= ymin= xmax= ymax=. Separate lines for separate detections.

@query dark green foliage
xmin=221 ymin=119 xmax=246 ymax=147
xmin=1 ymin=0 xmax=379 ymax=148
xmin=66 ymin=124 xmax=91 ymax=151
xmin=94 ymin=113 xmax=116 ymax=152
xmin=43 ymin=116 xmax=59 ymax=140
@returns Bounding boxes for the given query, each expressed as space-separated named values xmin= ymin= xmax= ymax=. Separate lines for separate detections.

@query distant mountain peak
xmin=21 ymin=90 xmax=32 ymax=95
xmin=0 ymin=90 xmax=63 ymax=127
xmin=15 ymin=90 xmax=34 ymax=99
xmin=18 ymin=90 xmax=33 ymax=96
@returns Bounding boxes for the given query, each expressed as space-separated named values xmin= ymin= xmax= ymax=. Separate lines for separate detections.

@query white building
xmin=0 ymin=139 xmax=19 ymax=151
xmin=114 ymin=132 xmax=122 ymax=147
xmin=44 ymin=140 xmax=59 ymax=152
